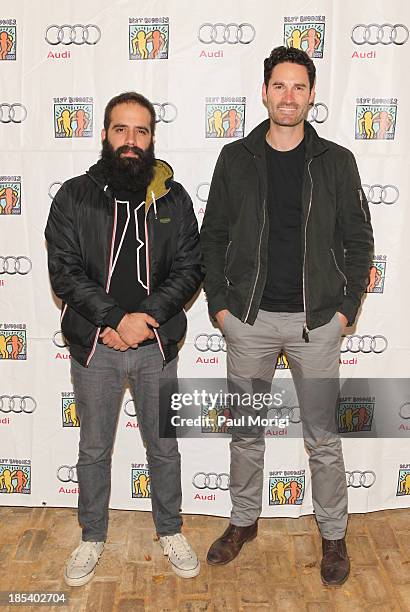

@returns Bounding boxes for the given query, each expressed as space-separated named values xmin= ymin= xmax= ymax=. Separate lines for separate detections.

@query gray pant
xmin=70 ymin=343 xmax=182 ymax=541
xmin=224 ymin=310 xmax=348 ymax=539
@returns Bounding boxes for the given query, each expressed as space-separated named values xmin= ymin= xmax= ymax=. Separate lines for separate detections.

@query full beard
xmin=100 ymin=138 xmax=156 ymax=191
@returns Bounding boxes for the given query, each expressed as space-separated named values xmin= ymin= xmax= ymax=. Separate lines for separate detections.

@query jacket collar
xmin=242 ymin=118 xmax=328 ymax=159
xmin=86 ymin=158 xmax=174 ymax=211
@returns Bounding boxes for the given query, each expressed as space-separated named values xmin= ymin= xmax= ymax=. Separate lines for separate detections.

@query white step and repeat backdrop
xmin=1 ymin=0 xmax=410 ymax=519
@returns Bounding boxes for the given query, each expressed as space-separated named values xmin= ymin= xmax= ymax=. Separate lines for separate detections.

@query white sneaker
xmin=159 ymin=533 xmax=200 ymax=578
xmin=64 ymin=540 xmax=104 ymax=587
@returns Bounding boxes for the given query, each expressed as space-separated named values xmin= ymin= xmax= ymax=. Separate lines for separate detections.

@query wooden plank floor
xmin=0 ymin=506 xmax=409 ymax=611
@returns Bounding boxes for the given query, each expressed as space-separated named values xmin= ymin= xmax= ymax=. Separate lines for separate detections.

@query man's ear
xmin=262 ymin=83 xmax=267 ymax=108
xmin=309 ymin=83 xmax=316 ymax=106
xmin=101 ymin=128 xmax=106 ymax=143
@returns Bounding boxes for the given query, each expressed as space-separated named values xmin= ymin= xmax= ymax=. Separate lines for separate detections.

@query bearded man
xmin=45 ymin=92 xmax=202 ymax=586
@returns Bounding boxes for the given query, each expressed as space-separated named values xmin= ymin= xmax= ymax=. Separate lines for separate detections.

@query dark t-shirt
xmin=259 ymin=138 xmax=305 ymax=312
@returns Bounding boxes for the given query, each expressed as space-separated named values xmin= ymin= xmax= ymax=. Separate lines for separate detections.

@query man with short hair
xmin=46 ymin=92 xmax=202 ymax=585
xmin=200 ymin=47 xmax=374 ymax=585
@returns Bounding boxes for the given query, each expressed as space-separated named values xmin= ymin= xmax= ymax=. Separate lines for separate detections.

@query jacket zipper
xmin=145 ymin=197 xmax=167 ymax=367
xmin=302 ymin=159 xmax=313 ymax=342
xmin=330 ymin=248 xmax=347 ymax=293
xmin=244 ymin=201 xmax=266 ymax=323
xmin=358 ymin=188 xmax=368 ymax=223
xmin=224 ymin=240 xmax=232 ymax=285
xmin=86 ymin=194 xmax=118 ymax=366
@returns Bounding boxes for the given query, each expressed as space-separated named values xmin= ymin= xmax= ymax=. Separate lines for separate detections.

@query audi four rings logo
xmin=57 ymin=465 xmax=78 ymax=483
xmin=124 ymin=399 xmax=137 ymax=417
xmin=53 ymin=331 xmax=68 ymax=348
xmin=0 ymin=256 xmax=32 ymax=275
xmin=0 ymin=395 xmax=36 ymax=413
xmin=196 ymin=182 xmax=210 ymax=203
xmin=341 ymin=335 xmax=388 ymax=354
xmin=194 ymin=333 xmax=226 ymax=352
xmin=198 ymin=23 xmax=256 ymax=44
xmin=268 ymin=406 xmax=301 ymax=424
xmin=192 ymin=472 xmax=230 ymax=490
xmin=351 ymin=24 xmax=409 ymax=45
xmin=153 ymin=102 xmax=177 ymax=123
xmin=346 ymin=470 xmax=376 ymax=488
xmin=399 ymin=402 xmax=410 ymax=419
xmin=45 ymin=24 xmax=102 ymax=45
xmin=0 ymin=103 xmax=27 ymax=123
xmin=308 ymin=103 xmax=328 ymax=124
xmin=362 ymin=184 xmax=399 ymax=205
xmin=48 ymin=182 xmax=63 ymax=199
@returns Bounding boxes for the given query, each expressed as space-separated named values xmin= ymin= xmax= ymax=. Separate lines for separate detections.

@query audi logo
xmin=351 ymin=24 xmax=409 ymax=46
xmin=267 ymin=405 xmax=301 ymax=424
xmin=341 ymin=335 xmax=388 ymax=354
xmin=362 ymin=184 xmax=399 ymax=205
xmin=57 ymin=465 xmax=78 ymax=483
xmin=0 ymin=256 xmax=32 ymax=275
xmin=399 ymin=402 xmax=410 ymax=419
xmin=0 ymin=395 xmax=36 ymax=413
xmin=0 ymin=103 xmax=27 ymax=124
xmin=346 ymin=470 xmax=376 ymax=488
xmin=45 ymin=24 xmax=102 ymax=46
xmin=53 ymin=330 xmax=68 ymax=348
xmin=48 ymin=181 xmax=63 ymax=199
xmin=192 ymin=472 xmax=230 ymax=490
xmin=196 ymin=182 xmax=210 ymax=203
xmin=124 ymin=399 xmax=136 ymax=417
xmin=153 ymin=102 xmax=177 ymax=124
xmin=194 ymin=333 xmax=226 ymax=352
xmin=198 ymin=23 xmax=256 ymax=45
xmin=308 ymin=102 xmax=328 ymax=124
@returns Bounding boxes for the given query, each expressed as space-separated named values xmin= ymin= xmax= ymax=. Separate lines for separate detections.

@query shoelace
xmin=72 ymin=543 xmax=100 ymax=567
xmin=164 ymin=534 xmax=194 ymax=560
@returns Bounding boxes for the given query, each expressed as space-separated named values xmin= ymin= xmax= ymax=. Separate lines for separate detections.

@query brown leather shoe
xmin=206 ymin=522 xmax=258 ymax=565
xmin=320 ymin=537 xmax=350 ymax=586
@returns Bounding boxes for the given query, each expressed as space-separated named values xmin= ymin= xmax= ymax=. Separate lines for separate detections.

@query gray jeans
xmin=224 ymin=310 xmax=348 ymax=540
xmin=70 ymin=343 xmax=182 ymax=541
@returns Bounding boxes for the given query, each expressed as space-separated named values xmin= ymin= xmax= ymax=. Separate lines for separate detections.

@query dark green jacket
xmin=200 ymin=120 xmax=374 ymax=333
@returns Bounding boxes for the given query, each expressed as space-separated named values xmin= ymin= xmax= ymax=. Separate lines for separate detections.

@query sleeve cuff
xmin=103 ymin=306 xmax=127 ymax=330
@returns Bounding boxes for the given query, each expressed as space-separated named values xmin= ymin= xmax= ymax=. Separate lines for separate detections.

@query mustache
xmin=114 ymin=145 xmax=145 ymax=158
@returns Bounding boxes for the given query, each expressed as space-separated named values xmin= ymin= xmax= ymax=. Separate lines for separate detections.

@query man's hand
xmin=99 ymin=327 xmax=129 ymax=351
xmin=336 ymin=312 xmax=348 ymax=333
xmin=215 ymin=309 xmax=229 ymax=331
xmin=117 ymin=313 xmax=159 ymax=348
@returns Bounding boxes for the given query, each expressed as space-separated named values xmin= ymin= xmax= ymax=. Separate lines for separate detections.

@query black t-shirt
xmin=101 ymin=188 xmax=155 ymax=347
xmin=259 ymin=138 xmax=305 ymax=312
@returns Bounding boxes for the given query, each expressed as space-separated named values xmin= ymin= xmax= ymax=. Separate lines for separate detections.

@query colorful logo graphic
xmin=0 ymin=21 xmax=16 ymax=60
xmin=338 ymin=399 xmax=375 ymax=433
xmin=284 ymin=17 xmax=325 ymax=58
xmin=206 ymin=98 xmax=245 ymax=138
xmin=397 ymin=468 xmax=410 ymax=496
xmin=201 ymin=401 xmax=232 ymax=434
xmin=62 ymin=393 xmax=79 ymax=427
xmin=276 ymin=352 xmax=290 ymax=369
xmin=129 ymin=18 xmax=169 ymax=60
xmin=0 ymin=177 xmax=21 ymax=214
xmin=54 ymin=97 xmax=93 ymax=138
xmin=0 ymin=462 xmax=31 ymax=494
xmin=131 ymin=466 xmax=151 ymax=498
xmin=269 ymin=471 xmax=305 ymax=505
xmin=367 ymin=257 xmax=386 ymax=293
xmin=0 ymin=326 xmax=27 ymax=360
xmin=356 ymin=99 xmax=397 ymax=140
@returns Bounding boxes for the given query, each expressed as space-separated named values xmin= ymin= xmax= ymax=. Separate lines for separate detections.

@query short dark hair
xmin=103 ymin=92 xmax=156 ymax=135
xmin=264 ymin=46 xmax=316 ymax=91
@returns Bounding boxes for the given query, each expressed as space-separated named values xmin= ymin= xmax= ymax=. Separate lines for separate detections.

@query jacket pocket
xmin=330 ymin=248 xmax=347 ymax=291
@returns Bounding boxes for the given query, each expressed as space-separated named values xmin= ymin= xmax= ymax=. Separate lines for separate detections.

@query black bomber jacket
xmin=200 ymin=120 xmax=374 ymax=337
xmin=45 ymin=159 xmax=203 ymax=366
